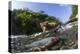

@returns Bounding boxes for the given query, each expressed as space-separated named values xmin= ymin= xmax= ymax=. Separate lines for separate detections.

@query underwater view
xmin=8 ymin=1 xmax=78 ymax=53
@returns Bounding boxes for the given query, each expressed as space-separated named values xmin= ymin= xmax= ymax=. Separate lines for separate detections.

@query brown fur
xmin=40 ymin=21 xmax=58 ymax=32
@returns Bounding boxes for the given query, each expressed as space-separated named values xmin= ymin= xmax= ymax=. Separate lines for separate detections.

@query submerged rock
xmin=10 ymin=22 xmax=78 ymax=52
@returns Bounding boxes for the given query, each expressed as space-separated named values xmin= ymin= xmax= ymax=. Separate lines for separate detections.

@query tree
xmin=11 ymin=9 xmax=62 ymax=35
xmin=70 ymin=5 xmax=78 ymax=21
xmin=65 ymin=5 xmax=78 ymax=24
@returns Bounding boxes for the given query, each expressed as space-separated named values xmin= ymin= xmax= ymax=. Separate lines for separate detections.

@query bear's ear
xmin=40 ymin=23 xmax=42 ymax=25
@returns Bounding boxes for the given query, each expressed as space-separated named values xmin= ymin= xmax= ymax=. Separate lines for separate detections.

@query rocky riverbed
xmin=9 ymin=22 xmax=78 ymax=53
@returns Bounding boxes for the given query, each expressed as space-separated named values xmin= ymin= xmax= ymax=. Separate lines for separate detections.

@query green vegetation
xmin=65 ymin=5 xmax=78 ymax=24
xmin=10 ymin=9 xmax=61 ymax=35
xmin=70 ymin=5 xmax=78 ymax=19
